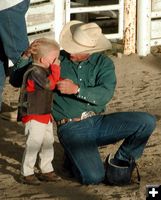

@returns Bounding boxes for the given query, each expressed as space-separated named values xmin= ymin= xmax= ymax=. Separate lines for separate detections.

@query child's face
xmin=42 ymin=49 xmax=60 ymax=68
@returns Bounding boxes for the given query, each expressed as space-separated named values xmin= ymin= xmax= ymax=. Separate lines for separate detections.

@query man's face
xmin=70 ymin=53 xmax=90 ymax=62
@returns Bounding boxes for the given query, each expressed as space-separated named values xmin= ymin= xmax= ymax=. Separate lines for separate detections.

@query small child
xmin=18 ymin=38 xmax=61 ymax=185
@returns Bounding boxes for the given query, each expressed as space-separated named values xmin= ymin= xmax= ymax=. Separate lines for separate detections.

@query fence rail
xmin=26 ymin=0 xmax=54 ymax=41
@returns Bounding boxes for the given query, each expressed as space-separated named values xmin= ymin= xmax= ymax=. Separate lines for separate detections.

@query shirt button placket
xmin=78 ymin=64 xmax=84 ymax=99
xmin=78 ymin=65 xmax=83 ymax=82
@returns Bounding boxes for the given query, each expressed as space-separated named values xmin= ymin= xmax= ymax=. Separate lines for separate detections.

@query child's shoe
xmin=20 ymin=174 xmax=41 ymax=185
xmin=38 ymin=171 xmax=61 ymax=182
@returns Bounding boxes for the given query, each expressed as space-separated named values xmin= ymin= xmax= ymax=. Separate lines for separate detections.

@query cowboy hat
xmin=59 ymin=20 xmax=112 ymax=54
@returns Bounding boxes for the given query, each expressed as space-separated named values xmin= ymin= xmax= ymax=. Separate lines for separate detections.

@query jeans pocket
xmin=57 ymin=122 xmax=70 ymax=139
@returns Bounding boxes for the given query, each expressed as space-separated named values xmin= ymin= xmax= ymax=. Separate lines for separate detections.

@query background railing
xmin=25 ymin=0 xmax=161 ymax=56
xmin=26 ymin=0 xmax=54 ymax=41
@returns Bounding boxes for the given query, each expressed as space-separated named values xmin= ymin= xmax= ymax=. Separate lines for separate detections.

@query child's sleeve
xmin=47 ymin=64 xmax=61 ymax=90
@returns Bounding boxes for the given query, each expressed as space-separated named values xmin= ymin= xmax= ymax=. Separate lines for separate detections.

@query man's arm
xmin=9 ymin=40 xmax=39 ymax=87
xmin=57 ymin=58 xmax=116 ymax=106
xmin=9 ymin=57 xmax=31 ymax=88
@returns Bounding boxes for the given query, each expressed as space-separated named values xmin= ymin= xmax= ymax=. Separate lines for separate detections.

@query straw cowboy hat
xmin=59 ymin=20 xmax=112 ymax=54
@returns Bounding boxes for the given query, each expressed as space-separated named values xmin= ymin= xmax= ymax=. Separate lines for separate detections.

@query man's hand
xmin=57 ymin=79 xmax=79 ymax=94
xmin=22 ymin=40 xmax=40 ymax=59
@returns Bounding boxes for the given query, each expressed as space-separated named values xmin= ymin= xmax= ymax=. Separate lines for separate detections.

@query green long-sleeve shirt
xmin=52 ymin=51 xmax=116 ymax=121
xmin=10 ymin=50 xmax=116 ymax=121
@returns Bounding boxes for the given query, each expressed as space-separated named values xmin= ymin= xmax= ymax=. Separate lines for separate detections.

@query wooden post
xmin=123 ymin=0 xmax=136 ymax=55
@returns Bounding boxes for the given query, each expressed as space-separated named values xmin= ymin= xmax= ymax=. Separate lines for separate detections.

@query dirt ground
xmin=0 ymin=52 xmax=161 ymax=200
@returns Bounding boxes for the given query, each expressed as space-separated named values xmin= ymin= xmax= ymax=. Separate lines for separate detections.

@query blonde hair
xmin=32 ymin=38 xmax=60 ymax=61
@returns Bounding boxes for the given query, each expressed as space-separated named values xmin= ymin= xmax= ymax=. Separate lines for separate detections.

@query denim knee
xmin=81 ymin=169 xmax=105 ymax=185
xmin=143 ymin=112 xmax=156 ymax=134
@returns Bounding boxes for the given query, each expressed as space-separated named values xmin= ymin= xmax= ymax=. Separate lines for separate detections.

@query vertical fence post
xmin=54 ymin=0 xmax=65 ymax=42
xmin=137 ymin=0 xmax=151 ymax=56
xmin=123 ymin=0 xmax=136 ymax=55
xmin=65 ymin=0 xmax=71 ymax=22
xmin=118 ymin=0 xmax=124 ymax=40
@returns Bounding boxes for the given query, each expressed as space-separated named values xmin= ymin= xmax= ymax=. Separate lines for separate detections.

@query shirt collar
xmin=60 ymin=50 xmax=100 ymax=65
xmin=70 ymin=53 xmax=99 ymax=65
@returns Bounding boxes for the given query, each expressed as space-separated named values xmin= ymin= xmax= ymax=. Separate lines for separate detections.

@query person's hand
xmin=22 ymin=40 xmax=40 ymax=59
xmin=57 ymin=79 xmax=79 ymax=94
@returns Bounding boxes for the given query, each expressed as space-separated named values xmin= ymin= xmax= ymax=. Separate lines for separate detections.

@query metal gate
xmin=54 ymin=0 xmax=124 ymax=43
xmin=137 ymin=0 xmax=161 ymax=56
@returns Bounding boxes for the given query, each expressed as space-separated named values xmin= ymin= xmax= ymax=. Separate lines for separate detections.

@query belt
xmin=56 ymin=111 xmax=96 ymax=126
xmin=56 ymin=117 xmax=81 ymax=126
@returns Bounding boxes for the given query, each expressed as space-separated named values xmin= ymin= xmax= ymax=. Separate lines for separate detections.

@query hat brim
xmin=59 ymin=20 xmax=112 ymax=54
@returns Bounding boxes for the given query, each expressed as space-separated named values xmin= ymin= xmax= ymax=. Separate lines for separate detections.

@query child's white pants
xmin=21 ymin=120 xmax=54 ymax=176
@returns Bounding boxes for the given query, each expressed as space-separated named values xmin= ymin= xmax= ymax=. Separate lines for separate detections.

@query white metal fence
xmin=26 ymin=0 xmax=161 ymax=56
xmin=137 ymin=0 xmax=161 ymax=56
xmin=54 ymin=0 xmax=124 ymax=42
xmin=26 ymin=0 xmax=54 ymax=41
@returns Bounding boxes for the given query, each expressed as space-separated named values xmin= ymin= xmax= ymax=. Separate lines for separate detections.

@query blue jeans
xmin=57 ymin=112 xmax=156 ymax=184
xmin=0 ymin=0 xmax=30 ymax=111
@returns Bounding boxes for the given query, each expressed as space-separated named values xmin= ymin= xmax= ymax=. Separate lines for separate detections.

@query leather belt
xmin=56 ymin=117 xmax=81 ymax=126
xmin=56 ymin=111 xmax=96 ymax=126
